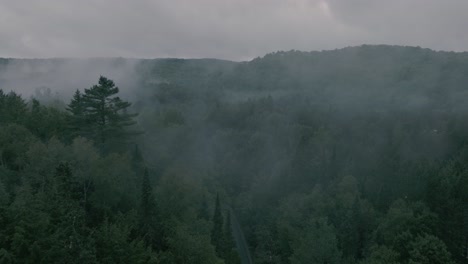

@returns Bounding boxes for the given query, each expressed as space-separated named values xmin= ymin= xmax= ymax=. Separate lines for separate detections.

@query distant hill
xmin=2 ymin=45 xmax=468 ymax=111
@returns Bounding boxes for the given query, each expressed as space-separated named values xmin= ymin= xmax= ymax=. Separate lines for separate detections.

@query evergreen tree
xmin=198 ymin=194 xmax=210 ymax=221
xmin=224 ymin=210 xmax=235 ymax=251
xmin=211 ymin=194 xmax=224 ymax=256
xmin=54 ymin=162 xmax=81 ymax=201
xmin=139 ymin=168 xmax=164 ymax=250
xmin=140 ymin=169 xmax=155 ymax=225
xmin=0 ymin=90 xmax=28 ymax=125
xmin=223 ymin=210 xmax=241 ymax=264
xmin=140 ymin=168 xmax=154 ymax=230
xmin=132 ymin=144 xmax=144 ymax=165
xmin=26 ymin=98 xmax=68 ymax=141
xmin=131 ymin=144 xmax=144 ymax=181
xmin=27 ymin=99 xmax=43 ymax=137
xmin=79 ymin=76 xmax=138 ymax=147
xmin=66 ymin=90 xmax=87 ymax=138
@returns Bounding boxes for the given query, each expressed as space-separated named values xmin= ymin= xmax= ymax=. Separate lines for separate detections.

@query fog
xmin=0 ymin=58 xmax=140 ymax=100
xmin=2 ymin=0 xmax=468 ymax=262
xmin=2 ymin=45 xmax=468 ymax=263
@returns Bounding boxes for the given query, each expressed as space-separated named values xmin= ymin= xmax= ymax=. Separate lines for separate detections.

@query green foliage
xmin=0 ymin=178 xmax=8 ymax=206
xmin=360 ymin=246 xmax=399 ymax=264
xmin=211 ymin=194 xmax=224 ymax=256
xmin=95 ymin=216 xmax=157 ymax=264
xmin=165 ymin=221 xmax=223 ymax=264
xmin=223 ymin=211 xmax=241 ymax=264
xmin=408 ymin=234 xmax=454 ymax=264
xmin=67 ymin=90 xmax=87 ymax=138
xmin=0 ymin=249 xmax=13 ymax=264
xmin=224 ymin=211 xmax=235 ymax=251
xmin=0 ymin=90 xmax=161 ymax=263
xmin=139 ymin=168 xmax=164 ymax=250
xmin=289 ymin=218 xmax=341 ymax=264
xmin=3 ymin=46 xmax=468 ymax=263
xmin=426 ymin=154 xmax=468 ymax=261
xmin=27 ymin=99 xmax=68 ymax=141
xmin=67 ymin=76 xmax=139 ymax=150
xmin=198 ymin=194 xmax=210 ymax=221
xmin=373 ymin=199 xmax=439 ymax=261
xmin=0 ymin=124 xmax=37 ymax=171
xmin=0 ymin=91 xmax=27 ymax=124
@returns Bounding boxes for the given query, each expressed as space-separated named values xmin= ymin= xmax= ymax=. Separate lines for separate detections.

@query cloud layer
xmin=1 ymin=0 xmax=467 ymax=60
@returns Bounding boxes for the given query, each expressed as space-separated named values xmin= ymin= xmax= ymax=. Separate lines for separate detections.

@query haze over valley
xmin=1 ymin=1 xmax=468 ymax=263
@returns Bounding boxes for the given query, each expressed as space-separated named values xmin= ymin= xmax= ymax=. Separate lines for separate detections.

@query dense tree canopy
xmin=1 ymin=45 xmax=468 ymax=263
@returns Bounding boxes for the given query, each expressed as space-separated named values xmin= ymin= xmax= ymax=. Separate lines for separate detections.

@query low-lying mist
xmin=0 ymin=58 xmax=140 ymax=101
xmin=2 ymin=45 xmax=468 ymax=263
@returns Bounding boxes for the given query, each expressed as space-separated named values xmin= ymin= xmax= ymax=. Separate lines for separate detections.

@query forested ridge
xmin=1 ymin=45 xmax=468 ymax=263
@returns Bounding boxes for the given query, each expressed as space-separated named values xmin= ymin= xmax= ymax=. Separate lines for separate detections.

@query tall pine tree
xmin=224 ymin=210 xmax=235 ymax=252
xmin=67 ymin=76 xmax=139 ymax=148
xmin=223 ymin=210 xmax=241 ymax=264
xmin=140 ymin=168 xmax=155 ymax=237
xmin=198 ymin=194 xmax=210 ymax=221
xmin=139 ymin=168 xmax=164 ymax=251
xmin=211 ymin=194 xmax=224 ymax=257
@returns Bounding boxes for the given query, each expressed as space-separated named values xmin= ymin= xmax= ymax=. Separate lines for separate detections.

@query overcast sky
xmin=1 ymin=0 xmax=467 ymax=60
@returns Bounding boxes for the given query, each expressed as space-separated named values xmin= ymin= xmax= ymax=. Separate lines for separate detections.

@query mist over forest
xmin=1 ymin=45 xmax=468 ymax=263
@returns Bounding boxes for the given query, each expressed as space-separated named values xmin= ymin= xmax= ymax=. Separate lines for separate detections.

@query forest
xmin=1 ymin=45 xmax=468 ymax=263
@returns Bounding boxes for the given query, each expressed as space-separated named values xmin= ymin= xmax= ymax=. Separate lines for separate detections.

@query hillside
xmin=1 ymin=45 xmax=468 ymax=263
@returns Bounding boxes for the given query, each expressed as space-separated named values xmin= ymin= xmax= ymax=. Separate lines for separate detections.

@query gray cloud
xmin=0 ymin=0 xmax=467 ymax=60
